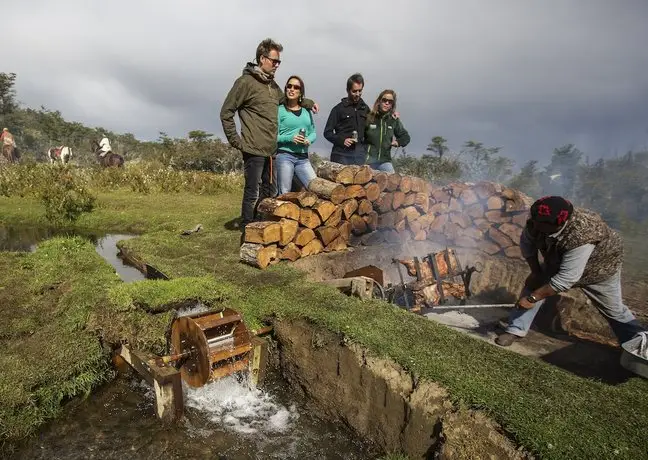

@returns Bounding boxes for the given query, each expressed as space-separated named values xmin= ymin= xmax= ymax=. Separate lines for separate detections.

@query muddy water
xmin=13 ymin=370 xmax=377 ymax=460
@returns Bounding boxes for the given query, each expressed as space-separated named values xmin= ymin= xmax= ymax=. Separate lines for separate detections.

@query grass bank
xmin=1 ymin=189 xmax=648 ymax=459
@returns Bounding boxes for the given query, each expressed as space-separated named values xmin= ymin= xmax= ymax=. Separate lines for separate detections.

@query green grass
xmin=2 ymin=188 xmax=648 ymax=459
xmin=0 ymin=237 xmax=118 ymax=444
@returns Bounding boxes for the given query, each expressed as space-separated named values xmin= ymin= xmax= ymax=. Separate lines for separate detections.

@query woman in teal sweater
xmin=364 ymin=89 xmax=410 ymax=173
xmin=276 ymin=75 xmax=317 ymax=195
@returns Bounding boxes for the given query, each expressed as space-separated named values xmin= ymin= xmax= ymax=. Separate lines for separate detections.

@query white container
xmin=620 ymin=334 xmax=648 ymax=379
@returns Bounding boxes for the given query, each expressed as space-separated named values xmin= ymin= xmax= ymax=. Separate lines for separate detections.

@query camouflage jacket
xmin=526 ymin=207 xmax=623 ymax=286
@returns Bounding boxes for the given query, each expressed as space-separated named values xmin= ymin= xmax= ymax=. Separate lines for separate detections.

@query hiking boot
xmin=495 ymin=332 xmax=521 ymax=347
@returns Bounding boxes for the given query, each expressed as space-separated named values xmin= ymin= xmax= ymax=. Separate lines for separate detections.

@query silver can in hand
xmin=299 ymin=128 xmax=306 ymax=137
xmin=351 ymin=130 xmax=358 ymax=142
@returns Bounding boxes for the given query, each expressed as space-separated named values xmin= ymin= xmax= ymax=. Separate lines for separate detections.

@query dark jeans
xmin=330 ymin=152 xmax=364 ymax=166
xmin=241 ymin=152 xmax=277 ymax=228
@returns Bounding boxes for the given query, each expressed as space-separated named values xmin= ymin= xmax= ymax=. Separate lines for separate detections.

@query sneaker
xmin=495 ymin=332 xmax=521 ymax=347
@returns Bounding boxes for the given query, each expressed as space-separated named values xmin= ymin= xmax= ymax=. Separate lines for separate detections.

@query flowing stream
xmin=12 ymin=369 xmax=376 ymax=459
xmin=2 ymin=226 xmax=378 ymax=459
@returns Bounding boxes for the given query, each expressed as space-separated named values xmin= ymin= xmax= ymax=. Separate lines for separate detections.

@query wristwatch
xmin=526 ymin=294 xmax=539 ymax=304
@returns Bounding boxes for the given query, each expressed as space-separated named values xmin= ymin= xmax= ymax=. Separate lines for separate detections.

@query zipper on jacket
xmin=379 ymin=117 xmax=384 ymax=160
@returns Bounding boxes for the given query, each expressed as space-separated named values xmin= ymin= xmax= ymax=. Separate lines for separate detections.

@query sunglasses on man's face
xmin=381 ymin=98 xmax=394 ymax=104
xmin=263 ymin=55 xmax=281 ymax=66
xmin=286 ymin=83 xmax=301 ymax=91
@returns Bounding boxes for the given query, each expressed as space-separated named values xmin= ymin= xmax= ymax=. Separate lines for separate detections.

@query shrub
xmin=38 ymin=165 xmax=96 ymax=224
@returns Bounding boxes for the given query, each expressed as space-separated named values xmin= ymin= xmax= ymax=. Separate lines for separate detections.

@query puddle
xmin=94 ymin=234 xmax=145 ymax=282
xmin=0 ymin=225 xmax=145 ymax=282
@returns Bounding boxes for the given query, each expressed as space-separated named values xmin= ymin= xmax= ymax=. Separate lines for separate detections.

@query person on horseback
xmin=1 ymin=128 xmax=17 ymax=163
xmin=98 ymin=133 xmax=112 ymax=157
xmin=1 ymin=128 xmax=16 ymax=147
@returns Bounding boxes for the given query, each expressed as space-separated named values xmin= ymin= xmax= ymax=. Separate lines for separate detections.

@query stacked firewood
xmin=424 ymin=181 xmax=533 ymax=259
xmin=240 ymin=161 xmax=377 ymax=268
xmin=240 ymin=161 xmax=533 ymax=269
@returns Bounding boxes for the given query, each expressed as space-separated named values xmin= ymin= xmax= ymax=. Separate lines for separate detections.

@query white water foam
xmin=176 ymin=301 xmax=211 ymax=317
xmin=184 ymin=375 xmax=299 ymax=435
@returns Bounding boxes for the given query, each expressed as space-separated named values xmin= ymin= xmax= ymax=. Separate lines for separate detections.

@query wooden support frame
xmin=248 ymin=337 xmax=269 ymax=389
xmin=114 ymin=327 xmax=273 ymax=423
xmin=116 ymin=345 xmax=183 ymax=422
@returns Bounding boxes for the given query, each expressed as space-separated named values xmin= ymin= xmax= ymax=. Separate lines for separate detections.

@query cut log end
xmin=257 ymin=198 xmax=300 ymax=220
xmin=299 ymin=208 xmax=322 ymax=229
xmin=301 ymin=239 xmax=324 ymax=257
xmin=244 ymin=221 xmax=281 ymax=244
xmin=278 ymin=218 xmax=299 ymax=246
xmin=324 ymin=235 xmax=348 ymax=252
xmin=240 ymin=243 xmax=278 ymax=269
xmin=315 ymin=225 xmax=341 ymax=246
xmin=350 ymin=214 xmax=368 ymax=235
xmin=277 ymin=191 xmax=318 ymax=208
xmin=279 ymin=242 xmax=302 ymax=261
xmin=353 ymin=165 xmax=373 ymax=185
xmin=294 ymin=227 xmax=316 ymax=247
xmin=312 ymin=199 xmax=337 ymax=222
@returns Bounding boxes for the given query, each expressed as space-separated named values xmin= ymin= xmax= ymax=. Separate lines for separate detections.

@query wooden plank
xmin=209 ymin=342 xmax=253 ymax=363
xmin=117 ymin=345 xmax=183 ymax=422
xmin=248 ymin=337 xmax=269 ymax=389
xmin=210 ymin=357 xmax=250 ymax=380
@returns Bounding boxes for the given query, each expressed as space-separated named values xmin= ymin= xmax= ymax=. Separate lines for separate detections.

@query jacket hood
xmin=242 ymin=62 xmax=273 ymax=84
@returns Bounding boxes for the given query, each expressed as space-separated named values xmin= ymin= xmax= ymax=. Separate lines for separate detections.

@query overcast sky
xmin=4 ymin=0 xmax=648 ymax=167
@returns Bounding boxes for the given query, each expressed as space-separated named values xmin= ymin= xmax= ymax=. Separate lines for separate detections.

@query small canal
xmin=1 ymin=226 xmax=379 ymax=460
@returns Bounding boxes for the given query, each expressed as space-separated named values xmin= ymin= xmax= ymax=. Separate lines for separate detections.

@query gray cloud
xmin=4 ymin=0 xmax=648 ymax=167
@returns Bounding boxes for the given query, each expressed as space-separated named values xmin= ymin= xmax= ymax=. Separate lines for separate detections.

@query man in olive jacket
xmin=220 ymin=38 xmax=317 ymax=236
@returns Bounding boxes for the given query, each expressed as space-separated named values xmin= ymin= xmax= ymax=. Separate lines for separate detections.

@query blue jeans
xmin=276 ymin=153 xmax=317 ymax=195
xmin=506 ymin=269 xmax=645 ymax=344
xmin=368 ymin=161 xmax=395 ymax=173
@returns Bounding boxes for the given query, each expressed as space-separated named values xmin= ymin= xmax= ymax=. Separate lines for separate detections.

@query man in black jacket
xmin=323 ymin=73 xmax=369 ymax=165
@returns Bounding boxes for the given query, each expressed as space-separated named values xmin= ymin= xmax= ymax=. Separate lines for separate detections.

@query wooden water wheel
xmin=171 ymin=308 xmax=253 ymax=387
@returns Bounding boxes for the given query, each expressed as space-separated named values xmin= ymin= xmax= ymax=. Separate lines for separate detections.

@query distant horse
xmin=1 ymin=144 xmax=18 ymax=164
xmin=47 ymin=146 xmax=73 ymax=164
xmin=90 ymin=139 xmax=124 ymax=168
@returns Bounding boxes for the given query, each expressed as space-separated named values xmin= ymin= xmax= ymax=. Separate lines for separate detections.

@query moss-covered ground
xmin=1 ymin=190 xmax=647 ymax=460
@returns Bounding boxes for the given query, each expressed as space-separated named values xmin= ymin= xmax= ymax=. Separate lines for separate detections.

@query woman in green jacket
xmin=364 ymin=89 xmax=410 ymax=173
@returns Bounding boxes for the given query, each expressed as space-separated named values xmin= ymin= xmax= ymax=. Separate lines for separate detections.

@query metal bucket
xmin=620 ymin=333 xmax=648 ymax=379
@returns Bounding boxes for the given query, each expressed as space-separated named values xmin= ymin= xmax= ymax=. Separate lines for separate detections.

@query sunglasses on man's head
xmin=286 ymin=83 xmax=301 ymax=91
xmin=381 ymin=98 xmax=394 ymax=104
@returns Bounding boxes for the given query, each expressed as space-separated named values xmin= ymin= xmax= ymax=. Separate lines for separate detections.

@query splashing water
xmin=184 ymin=375 xmax=300 ymax=435
xmin=176 ymin=300 xmax=211 ymax=317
